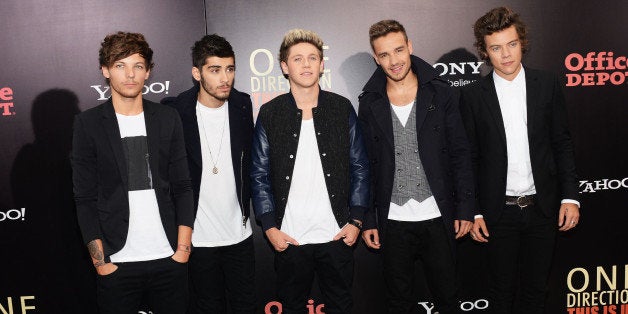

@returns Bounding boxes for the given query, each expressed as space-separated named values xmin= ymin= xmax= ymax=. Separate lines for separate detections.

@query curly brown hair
xmin=473 ymin=7 xmax=528 ymax=64
xmin=98 ymin=31 xmax=154 ymax=70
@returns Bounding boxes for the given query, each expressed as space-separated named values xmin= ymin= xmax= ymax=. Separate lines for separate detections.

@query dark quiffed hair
xmin=473 ymin=7 xmax=528 ymax=63
xmin=191 ymin=34 xmax=235 ymax=69
xmin=368 ymin=20 xmax=408 ymax=50
xmin=98 ymin=32 xmax=154 ymax=69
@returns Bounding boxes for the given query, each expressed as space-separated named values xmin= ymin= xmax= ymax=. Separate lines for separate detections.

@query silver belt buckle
xmin=516 ymin=196 xmax=529 ymax=208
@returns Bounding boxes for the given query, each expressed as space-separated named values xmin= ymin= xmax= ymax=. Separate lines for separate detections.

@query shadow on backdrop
xmin=8 ymin=89 xmax=97 ymax=313
xmin=339 ymin=52 xmax=378 ymax=107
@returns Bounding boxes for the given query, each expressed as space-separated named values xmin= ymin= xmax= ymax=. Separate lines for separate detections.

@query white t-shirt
xmin=110 ymin=112 xmax=173 ymax=263
xmin=193 ymin=101 xmax=252 ymax=247
xmin=388 ymin=102 xmax=442 ymax=222
xmin=281 ymin=119 xmax=340 ymax=244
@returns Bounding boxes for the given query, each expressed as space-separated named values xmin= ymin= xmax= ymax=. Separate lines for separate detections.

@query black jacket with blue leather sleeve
xmin=250 ymin=89 xmax=370 ymax=231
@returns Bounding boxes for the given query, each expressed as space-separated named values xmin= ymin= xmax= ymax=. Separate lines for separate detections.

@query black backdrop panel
xmin=0 ymin=0 xmax=626 ymax=313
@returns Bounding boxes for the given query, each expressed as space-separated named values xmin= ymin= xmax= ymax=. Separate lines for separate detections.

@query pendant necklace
xmin=197 ymin=102 xmax=227 ymax=174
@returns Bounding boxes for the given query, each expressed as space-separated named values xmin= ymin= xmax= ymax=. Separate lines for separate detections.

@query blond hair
xmin=279 ymin=29 xmax=324 ymax=63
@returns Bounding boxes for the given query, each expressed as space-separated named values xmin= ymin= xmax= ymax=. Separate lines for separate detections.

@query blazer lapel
xmin=182 ymin=101 xmax=202 ymax=168
xmin=101 ymin=100 xmax=129 ymax=190
xmin=371 ymin=98 xmax=394 ymax=148
xmin=482 ymin=74 xmax=507 ymax=146
xmin=525 ymin=68 xmax=539 ymax=138
xmin=143 ymin=101 xmax=160 ymax=189
xmin=414 ymin=84 xmax=435 ymax=135
xmin=228 ymin=98 xmax=249 ymax=176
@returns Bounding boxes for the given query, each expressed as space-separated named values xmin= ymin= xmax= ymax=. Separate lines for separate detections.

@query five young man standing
xmin=72 ymin=6 xmax=579 ymax=313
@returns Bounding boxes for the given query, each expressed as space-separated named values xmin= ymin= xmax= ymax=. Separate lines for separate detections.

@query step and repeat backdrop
xmin=1 ymin=0 xmax=626 ymax=313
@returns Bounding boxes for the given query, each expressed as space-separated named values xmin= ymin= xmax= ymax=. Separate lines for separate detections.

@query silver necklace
xmin=197 ymin=102 xmax=227 ymax=174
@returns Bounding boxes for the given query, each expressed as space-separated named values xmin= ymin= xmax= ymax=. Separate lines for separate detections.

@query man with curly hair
xmin=460 ymin=7 xmax=580 ymax=313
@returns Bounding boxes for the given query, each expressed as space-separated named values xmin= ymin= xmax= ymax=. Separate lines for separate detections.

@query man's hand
xmin=454 ymin=219 xmax=473 ymax=239
xmin=361 ymin=228 xmax=381 ymax=249
xmin=334 ymin=223 xmax=360 ymax=246
xmin=265 ymin=227 xmax=299 ymax=252
xmin=558 ymin=203 xmax=580 ymax=231
xmin=95 ymin=262 xmax=118 ymax=276
xmin=470 ymin=217 xmax=489 ymax=242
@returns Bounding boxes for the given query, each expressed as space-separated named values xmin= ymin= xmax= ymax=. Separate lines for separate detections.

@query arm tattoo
xmin=87 ymin=240 xmax=104 ymax=262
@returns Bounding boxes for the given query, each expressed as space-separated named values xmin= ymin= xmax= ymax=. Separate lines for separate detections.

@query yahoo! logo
xmin=91 ymin=81 xmax=171 ymax=100
xmin=579 ymin=178 xmax=628 ymax=193
xmin=564 ymin=52 xmax=628 ymax=86
xmin=0 ymin=208 xmax=26 ymax=222
xmin=0 ymin=86 xmax=16 ymax=116
xmin=418 ymin=299 xmax=489 ymax=313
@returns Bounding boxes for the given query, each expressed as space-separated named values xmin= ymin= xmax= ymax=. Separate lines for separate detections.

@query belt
xmin=505 ymin=195 xmax=535 ymax=208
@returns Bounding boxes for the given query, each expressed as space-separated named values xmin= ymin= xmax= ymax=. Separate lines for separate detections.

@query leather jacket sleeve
xmin=348 ymin=107 xmax=370 ymax=222
xmin=250 ymin=117 xmax=277 ymax=231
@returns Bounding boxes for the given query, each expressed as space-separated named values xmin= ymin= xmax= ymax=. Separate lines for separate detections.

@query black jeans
xmin=486 ymin=203 xmax=556 ymax=314
xmin=383 ymin=218 xmax=460 ymax=314
xmin=96 ymin=256 xmax=188 ymax=314
xmin=275 ymin=240 xmax=354 ymax=314
xmin=188 ymin=236 xmax=256 ymax=314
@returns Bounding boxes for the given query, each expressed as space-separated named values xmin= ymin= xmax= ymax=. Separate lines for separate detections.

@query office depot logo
xmin=565 ymin=51 xmax=628 ymax=86
xmin=0 ymin=86 xmax=16 ymax=116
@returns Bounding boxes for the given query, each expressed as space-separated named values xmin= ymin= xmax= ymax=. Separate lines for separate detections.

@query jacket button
xmin=331 ymin=194 xmax=335 ymax=198
xmin=317 ymin=132 xmax=321 ymax=136
xmin=289 ymin=154 xmax=294 ymax=159
xmin=321 ymin=153 xmax=326 ymax=156
xmin=293 ymin=133 xmax=297 ymax=137
xmin=285 ymin=176 xmax=290 ymax=180
xmin=326 ymin=173 xmax=331 ymax=177
xmin=414 ymin=149 xmax=418 ymax=153
xmin=281 ymin=197 xmax=286 ymax=201
xmin=297 ymin=112 xmax=301 ymax=116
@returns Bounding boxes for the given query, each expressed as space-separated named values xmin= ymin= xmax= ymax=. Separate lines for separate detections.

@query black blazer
xmin=358 ymin=55 xmax=475 ymax=238
xmin=72 ymin=99 xmax=195 ymax=261
xmin=459 ymin=67 xmax=579 ymax=225
xmin=163 ymin=85 xmax=254 ymax=222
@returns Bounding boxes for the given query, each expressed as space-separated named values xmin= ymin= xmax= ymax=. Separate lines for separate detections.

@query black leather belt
xmin=505 ymin=195 xmax=535 ymax=208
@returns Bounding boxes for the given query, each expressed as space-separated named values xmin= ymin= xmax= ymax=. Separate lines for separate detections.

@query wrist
xmin=93 ymin=260 xmax=106 ymax=268
xmin=177 ymin=243 xmax=191 ymax=254
xmin=348 ymin=219 xmax=363 ymax=230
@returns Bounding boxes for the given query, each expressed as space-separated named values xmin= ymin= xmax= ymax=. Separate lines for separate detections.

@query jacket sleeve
xmin=357 ymin=97 xmax=378 ymax=230
xmin=72 ymin=114 xmax=103 ymax=244
xmin=549 ymin=75 xmax=579 ymax=201
xmin=348 ymin=106 xmax=370 ymax=223
xmin=168 ymin=111 xmax=195 ymax=228
xmin=250 ymin=116 xmax=277 ymax=231
xmin=443 ymin=89 xmax=475 ymax=221
xmin=458 ymin=88 xmax=482 ymax=217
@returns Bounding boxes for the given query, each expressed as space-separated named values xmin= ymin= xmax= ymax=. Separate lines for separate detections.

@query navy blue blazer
xmin=162 ymin=85 xmax=254 ymax=222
